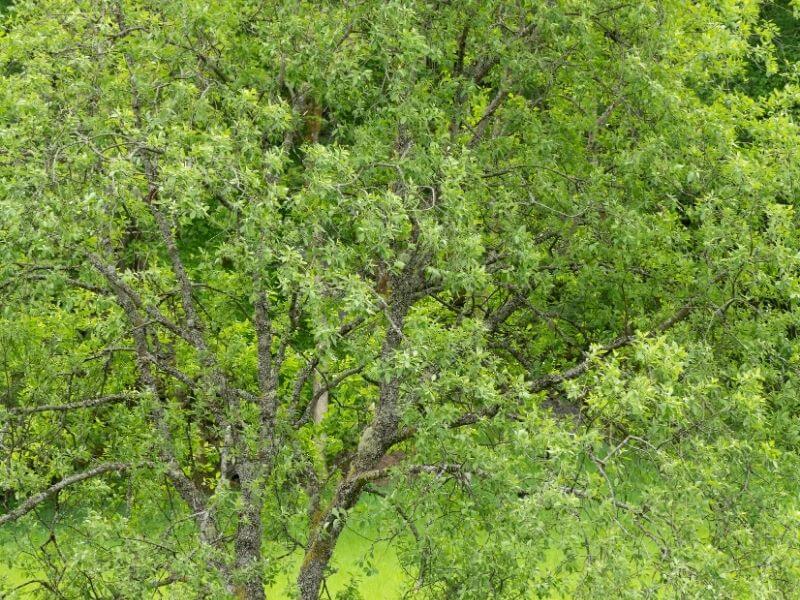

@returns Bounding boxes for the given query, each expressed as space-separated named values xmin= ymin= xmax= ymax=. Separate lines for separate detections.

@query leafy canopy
xmin=1 ymin=0 xmax=800 ymax=598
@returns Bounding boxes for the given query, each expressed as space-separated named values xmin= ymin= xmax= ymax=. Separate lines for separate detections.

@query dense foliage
xmin=2 ymin=0 xmax=800 ymax=598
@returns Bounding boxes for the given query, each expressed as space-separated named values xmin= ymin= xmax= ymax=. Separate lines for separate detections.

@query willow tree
xmin=2 ymin=0 xmax=800 ymax=598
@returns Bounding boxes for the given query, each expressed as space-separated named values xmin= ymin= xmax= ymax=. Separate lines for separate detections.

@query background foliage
xmin=2 ymin=0 xmax=800 ymax=598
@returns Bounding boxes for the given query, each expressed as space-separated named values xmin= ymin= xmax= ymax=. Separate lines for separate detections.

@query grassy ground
xmin=0 ymin=502 xmax=408 ymax=598
xmin=266 ymin=524 xmax=407 ymax=598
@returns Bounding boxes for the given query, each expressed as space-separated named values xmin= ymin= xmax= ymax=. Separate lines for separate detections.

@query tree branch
xmin=468 ymin=89 xmax=509 ymax=148
xmin=8 ymin=393 xmax=136 ymax=415
xmin=0 ymin=463 xmax=130 ymax=526
xmin=528 ymin=301 xmax=694 ymax=393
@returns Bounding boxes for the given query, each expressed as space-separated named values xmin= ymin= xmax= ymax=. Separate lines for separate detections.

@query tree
xmin=1 ymin=0 xmax=800 ymax=598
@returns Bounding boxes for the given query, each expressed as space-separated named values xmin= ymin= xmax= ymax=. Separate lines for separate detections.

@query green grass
xmin=0 ymin=502 xmax=409 ymax=598
xmin=0 ymin=520 xmax=51 ymax=594
xmin=266 ymin=522 xmax=407 ymax=598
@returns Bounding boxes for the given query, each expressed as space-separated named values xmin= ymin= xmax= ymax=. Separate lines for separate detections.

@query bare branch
xmin=0 ymin=463 xmax=130 ymax=526
xmin=253 ymin=281 xmax=274 ymax=396
xmin=468 ymin=89 xmax=508 ymax=148
xmin=144 ymin=188 xmax=207 ymax=349
xmin=294 ymin=362 xmax=369 ymax=427
xmin=528 ymin=301 xmax=694 ymax=393
xmin=394 ymin=403 xmax=503 ymax=445
xmin=85 ymin=253 xmax=193 ymax=345
xmin=8 ymin=393 xmax=136 ymax=415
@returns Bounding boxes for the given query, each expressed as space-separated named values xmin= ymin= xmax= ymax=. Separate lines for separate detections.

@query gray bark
xmin=233 ymin=462 xmax=265 ymax=599
xmin=297 ymin=294 xmax=410 ymax=599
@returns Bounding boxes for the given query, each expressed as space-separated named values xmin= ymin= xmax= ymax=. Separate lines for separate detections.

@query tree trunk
xmin=233 ymin=464 xmax=265 ymax=600
xmin=298 ymin=295 xmax=410 ymax=599
xmin=297 ymin=532 xmax=334 ymax=600
xmin=312 ymin=372 xmax=329 ymax=424
xmin=297 ymin=415 xmax=397 ymax=599
xmin=297 ymin=478 xmax=362 ymax=600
